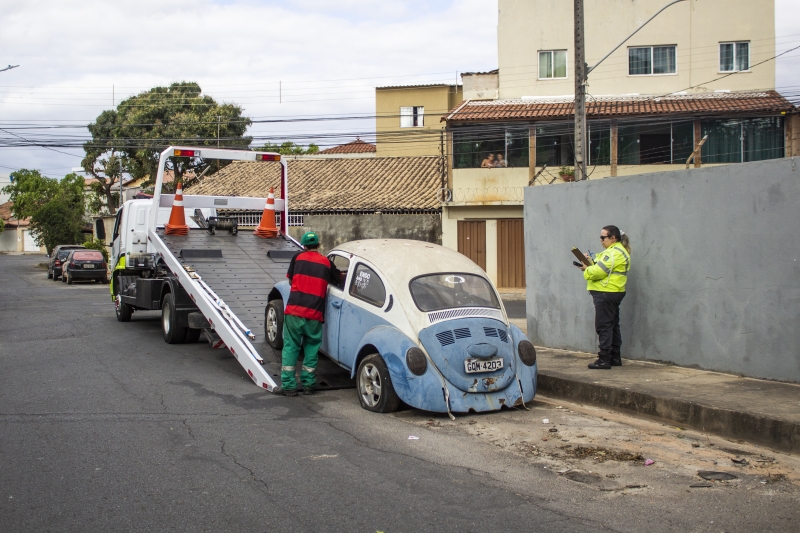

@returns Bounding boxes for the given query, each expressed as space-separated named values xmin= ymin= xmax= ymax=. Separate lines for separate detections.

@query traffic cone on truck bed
xmin=254 ymin=187 xmax=279 ymax=239
xmin=164 ymin=182 xmax=190 ymax=236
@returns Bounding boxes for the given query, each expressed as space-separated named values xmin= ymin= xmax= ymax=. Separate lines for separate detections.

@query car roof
xmin=332 ymin=239 xmax=487 ymax=285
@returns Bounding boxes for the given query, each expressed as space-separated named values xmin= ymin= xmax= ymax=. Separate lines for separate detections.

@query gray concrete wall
xmin=524 ymin=158 xmax=800 ymax=382
xmin=288 ymin=213 xmax=441 ymax=254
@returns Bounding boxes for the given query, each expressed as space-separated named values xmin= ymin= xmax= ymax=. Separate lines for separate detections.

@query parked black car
xmin=62 ymin=250 xmax=108 ymax=284
xmin=48 ymin=245 xmax=85 ymax=281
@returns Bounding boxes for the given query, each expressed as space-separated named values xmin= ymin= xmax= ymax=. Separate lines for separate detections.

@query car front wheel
xmin=265 ymin=300 xmax=284 ymax=350
xmin=357 ymin=353 xmax=400 ymax=413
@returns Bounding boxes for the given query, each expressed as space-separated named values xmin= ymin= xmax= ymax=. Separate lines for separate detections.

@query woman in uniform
xmin=579 ymin=225 xmax=631 ymax=369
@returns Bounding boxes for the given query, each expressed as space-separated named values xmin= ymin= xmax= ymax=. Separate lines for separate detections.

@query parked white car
xmin=266 ymin=239 xmax=537 ymax=414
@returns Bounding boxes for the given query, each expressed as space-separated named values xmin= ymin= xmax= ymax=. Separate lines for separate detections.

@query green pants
xmin=281 ymin=314 xmax=323 ymax=390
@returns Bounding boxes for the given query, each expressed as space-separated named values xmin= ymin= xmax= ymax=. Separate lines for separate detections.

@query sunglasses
xmin=600 ymin=235 xmax=612 ymax=240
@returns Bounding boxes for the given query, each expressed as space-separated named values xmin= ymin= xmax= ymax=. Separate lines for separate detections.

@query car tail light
xmin=55 ymin=260 xmax=61 ymax=266
xmin=405 ymin=347 xmax=427 ymax=376
xmin=70 ymin=261 xmax=76 ymax=267
xmin=518 ymin=340 xmax=537 ymax=366
xmin=173 ymin=149 xmax=197 ymax=157
xmin=255 ymin=153 xmax=281 ymax=161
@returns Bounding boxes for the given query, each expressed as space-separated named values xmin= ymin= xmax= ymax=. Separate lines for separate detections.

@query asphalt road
xmin=1 ymin=254 xmax=797 ymax=533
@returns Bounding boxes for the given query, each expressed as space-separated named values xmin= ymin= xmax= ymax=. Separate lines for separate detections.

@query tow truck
xmin=109 ymin=146 xmax=302 ymax=392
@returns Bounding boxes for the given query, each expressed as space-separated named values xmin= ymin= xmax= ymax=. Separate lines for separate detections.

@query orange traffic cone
xmin=254 ymin=187 xmax=279 ymax=239
xmin=164 ymin=182 xmax=190 ymax=236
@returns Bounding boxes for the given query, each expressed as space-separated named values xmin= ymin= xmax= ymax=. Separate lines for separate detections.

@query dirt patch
xmin=559 ymin=445 xmax=644 ymax=463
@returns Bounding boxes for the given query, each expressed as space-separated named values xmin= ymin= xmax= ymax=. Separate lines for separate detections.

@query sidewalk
xmin=509 ymin=319 xmax=800 ymax=454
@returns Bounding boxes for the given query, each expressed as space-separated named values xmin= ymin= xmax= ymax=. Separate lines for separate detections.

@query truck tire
xmin=265 ymin=300 xmax=284 ymax=350
xmin=162 ymin=292 xmax=188 ymax=344
xmin=185 ymin=328 xmax=201 ymax=343
xmin=357 ymin=353 xmax=401 ymax=414
xmin=115 ymin=295 xmax=132 ymax=322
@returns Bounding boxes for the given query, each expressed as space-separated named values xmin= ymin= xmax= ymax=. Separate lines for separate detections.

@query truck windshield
xmin=409 ymin=274 xmax=500 ymax=312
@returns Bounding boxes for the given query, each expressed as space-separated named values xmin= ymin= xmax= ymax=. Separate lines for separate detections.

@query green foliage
xmin=82 ymin=237 xmax=110 ymax=262
xmin=0 ymin=218 xmax=4 ymax=233
xmin=83 ymin=81 xmax=252 ymax=205
xmin=1 ymin=170 xmax=86 ymax=255
xmin=252 ymin=141 xmax=320 ymax=155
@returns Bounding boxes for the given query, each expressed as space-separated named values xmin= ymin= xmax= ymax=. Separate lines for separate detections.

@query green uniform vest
xmin=584 ymin=242 xmax=630 ymax=293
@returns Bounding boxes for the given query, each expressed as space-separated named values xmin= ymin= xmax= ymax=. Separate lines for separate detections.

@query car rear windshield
xmin=409 ymin=274 xmax=500 ymax=312
xmin=57 ymin=250 xmax=73 ymax=260
xmin=73 ymin=251 xmax=104 ymax=261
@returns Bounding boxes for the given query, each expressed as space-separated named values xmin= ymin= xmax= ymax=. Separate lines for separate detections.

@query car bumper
xmin=65 ymin=269 xmax=106 ymax=279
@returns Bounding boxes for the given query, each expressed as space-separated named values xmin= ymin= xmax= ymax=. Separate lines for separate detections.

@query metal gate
xmin=457 ymin=220 xmax=486 ymax=270
xmin=497 ymin=219 xmax=525 ymax=288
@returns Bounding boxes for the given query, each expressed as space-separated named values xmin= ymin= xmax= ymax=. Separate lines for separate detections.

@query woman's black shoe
xmin=588 ymin=359 xmax=611 ymax=369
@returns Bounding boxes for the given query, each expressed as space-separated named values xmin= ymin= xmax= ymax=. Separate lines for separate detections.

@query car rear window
xmin=409 ymin=274 xmax=500 ymax=312
xmin=57 ymin=250 xmax=73 ymax=260
xmin=73 ymin=251 xmax=104 ymax=261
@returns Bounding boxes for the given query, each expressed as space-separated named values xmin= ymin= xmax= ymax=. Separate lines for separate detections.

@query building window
xmin=453 ymin=126 xmax=529 ymax=169
xmin=400 ymin=106 xmax=424 ymax=127
xmin=701 ymin=117 xmax=783 ymax=163
xmin=618 ymin=121 xmax=694 ymax=165
xmin=720 ymin=42 xmax=749 ymax=72
xmin=628 ymin=46 xmax=676 ymax=75
xmin=539 ymin=50 xmax=567 ymax=79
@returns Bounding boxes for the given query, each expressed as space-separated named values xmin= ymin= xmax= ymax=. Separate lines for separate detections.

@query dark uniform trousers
xmin=590 ymin=291 xmax=625 ymax=363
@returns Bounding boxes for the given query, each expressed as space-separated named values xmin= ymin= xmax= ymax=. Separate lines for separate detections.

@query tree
xmin=0 ymin=218 xmax=4 ymax=234
xmin=252 ymin=141 xmax=320 ymax=155
xmin=83 ymin=82 xmax=252 ymax=208
xmin=2 ymin=170 xmax=86 ymax=255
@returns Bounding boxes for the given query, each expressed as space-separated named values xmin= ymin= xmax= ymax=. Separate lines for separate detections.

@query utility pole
xmin=573 ymin=0 xmax=587 ymax=181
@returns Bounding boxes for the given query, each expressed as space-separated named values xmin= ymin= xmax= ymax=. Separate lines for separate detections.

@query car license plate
xmin=83 ymin=264 xmax=94 ymax=269
xmin=465 ymin=357 xmax=504 ymax=373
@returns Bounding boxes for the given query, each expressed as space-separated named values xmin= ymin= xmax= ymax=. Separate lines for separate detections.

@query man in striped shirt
xmin=277 ymin=232 xmax=341 ymax=396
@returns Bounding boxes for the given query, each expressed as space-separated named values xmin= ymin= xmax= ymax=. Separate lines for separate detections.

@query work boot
xmin=274 ymin=387 xmax=298 ymax=397
xmin=610 ymin=358 xmax=622 ymax=367
xmin=303 ymin=386 xmax=315 ymax=396
xmin=588 ymin=359 xmax=611 ymax=370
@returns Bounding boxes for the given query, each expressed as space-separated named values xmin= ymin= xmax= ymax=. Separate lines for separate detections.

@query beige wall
xmin=375 ymin=85 xmax=463 ymax=157
xmin=449 ymin=167 xmax=528 ymax=203
xmin=498 ymin=0 xmax=775 ymax=98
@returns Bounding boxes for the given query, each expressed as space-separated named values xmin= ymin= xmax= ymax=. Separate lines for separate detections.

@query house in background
xmin=0 ymin=201 xmax=46 ymax=253
xmin=375 ymin=84 xmax=462 ymax=157
xmin=435 ymin=0 xmax=796 ymax=289
xmin=315 ymin=138 xmax=376 ymax=158
xmin=185 ymin=156 xmax=443 ymax=252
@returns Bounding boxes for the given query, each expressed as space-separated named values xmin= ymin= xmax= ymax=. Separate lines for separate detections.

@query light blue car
xmin=265 ymin=239 xmax=537 ymax=415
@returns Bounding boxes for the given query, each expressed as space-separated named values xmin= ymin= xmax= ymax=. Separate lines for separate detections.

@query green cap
xmin=300 ymin=232 xmax=319 ymax=246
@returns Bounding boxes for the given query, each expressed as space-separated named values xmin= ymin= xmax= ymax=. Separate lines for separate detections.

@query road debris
xmin=731 ymin=458 xmax=749 ymax=465
xmin=549 ymin=428 xmax=559 ymax=433
xmin=542 ymin=418 xmax=550 ymax=424
xmin=690 ymin=483 xmax=713 ymax=488
xmin=698 ymin=471 xmax=737 ymax=481
xmin=408 ymin=436 xmax=419 ymax=440
xmin=644 ymin=459 xmax=655 ymax=466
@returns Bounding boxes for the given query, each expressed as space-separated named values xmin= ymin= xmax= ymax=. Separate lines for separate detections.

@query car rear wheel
xmin=61 ymin=273 xmax=67 ymax=283
xmin=357 ymin=353 xmax=400 ymax=413
xmin=265 ymin=300 xmax=284 ymax=350
xmin=162 ymin=292 xmax=188 ymax=344
xmin=66 ymin=272 xmax=73 ymax=285
xmin=47 ymin=269 xmax=52 ymax=279
xmin=115 ymin=295 xmax=132 ymax=322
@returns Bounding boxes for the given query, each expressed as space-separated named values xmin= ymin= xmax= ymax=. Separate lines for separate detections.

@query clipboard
xmin=571 ymin=247 xmax=593 ymax=266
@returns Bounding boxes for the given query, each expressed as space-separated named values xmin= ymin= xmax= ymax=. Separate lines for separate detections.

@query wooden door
xmin=457 ymin=220 xmax=486 ymax=271
xmin=497 ymin=219 xmax=526 ymax=288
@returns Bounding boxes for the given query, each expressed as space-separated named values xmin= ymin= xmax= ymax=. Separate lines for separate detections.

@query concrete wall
xmin=498 ymin=0 xmax=775 ymax=98
xmin=375 ymin=85 xmax=462 ymax=157
xmin=524 ymin=157 xmax=800 ymax=382
xmin=288 ymin=213 xmax=442 ymax=254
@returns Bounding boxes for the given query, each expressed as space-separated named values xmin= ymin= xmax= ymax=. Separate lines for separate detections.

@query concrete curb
xmin=538 ymin=373 xmax=799 ymax=454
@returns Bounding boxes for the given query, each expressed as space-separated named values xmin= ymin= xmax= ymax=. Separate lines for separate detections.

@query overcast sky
xmin=1 ymin=0 xmax=798 ymax=178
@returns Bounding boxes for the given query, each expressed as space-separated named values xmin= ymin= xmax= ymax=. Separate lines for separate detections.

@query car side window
xmin=328 ymin=254 xmax=350 ymax=291
xmin=349 ymin=263 xmax=386 ymax=308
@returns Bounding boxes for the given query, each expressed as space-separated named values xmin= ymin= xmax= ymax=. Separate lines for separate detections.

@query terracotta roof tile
xmin=318 ymin=139 xmax=376 ymax=154
xmin=0 ymin=201 xmax=30 ymax=226
xmin=185 ymin=157 xmax=441 ymax=212
xmin=445 ymin=91 xmax=794 ymax=122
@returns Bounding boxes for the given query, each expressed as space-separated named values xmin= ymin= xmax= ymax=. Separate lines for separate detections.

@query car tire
xmin=47 ymin=269 xmax=52 ymax=279
xmin=265 ymin=300 xmax=284 ymax=350
xmin=53 ymin=272 xmax=60 ymax=282
xmin=357 ymin=353 xmax=401 ymax=413
xmin=162 ymin=292 xmax=188 ymax=344
xmin=185 ymin=328 xmax=202 ymax=343
xmin=115 ymin=295 xmax=132 ymax=322
xmin=61 ymin=273 xmax=67 ymax=283
xmin=66 ymin=272 xmax=73 ymax=285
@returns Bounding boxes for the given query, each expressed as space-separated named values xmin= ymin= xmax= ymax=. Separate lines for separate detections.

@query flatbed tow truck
xmin=110 ymin=146 xmax=320 ymax=392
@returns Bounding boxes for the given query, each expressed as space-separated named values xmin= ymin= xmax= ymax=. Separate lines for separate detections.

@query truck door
xmin=111 ymin=206 xmax=124 ymax=268
xmin=321 ymin=253 xmax=350 ymax=362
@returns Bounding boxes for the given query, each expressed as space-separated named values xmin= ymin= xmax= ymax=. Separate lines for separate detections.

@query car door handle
xmin=332 ymin=301 xmax=342 ymax=308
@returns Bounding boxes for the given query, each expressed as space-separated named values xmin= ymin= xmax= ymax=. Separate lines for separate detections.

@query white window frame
xmin=719 ymin=41 xmax=750 ymax=73
xmin=538 ymin=50 xmax=568 ymax=80
xmin=627 ymin=45 xmax=677 ymax=76
xmin=400 ymin=106 xmax=424 ymax=128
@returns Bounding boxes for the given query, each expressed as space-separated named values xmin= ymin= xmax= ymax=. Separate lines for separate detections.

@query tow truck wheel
xmin=115 ymin=295 xmax=132 ymax=322
xmin=357 ymin=353 xmax=401 ymax=414
xmin=162 ymin=292 xmax=188 ymax=344
xmin=265 ymin=300 xmax=284 ymax=350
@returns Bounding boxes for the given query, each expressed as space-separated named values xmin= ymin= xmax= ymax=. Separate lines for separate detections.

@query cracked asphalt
xmin=1 ymin=254 xmax=797 ymax=533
